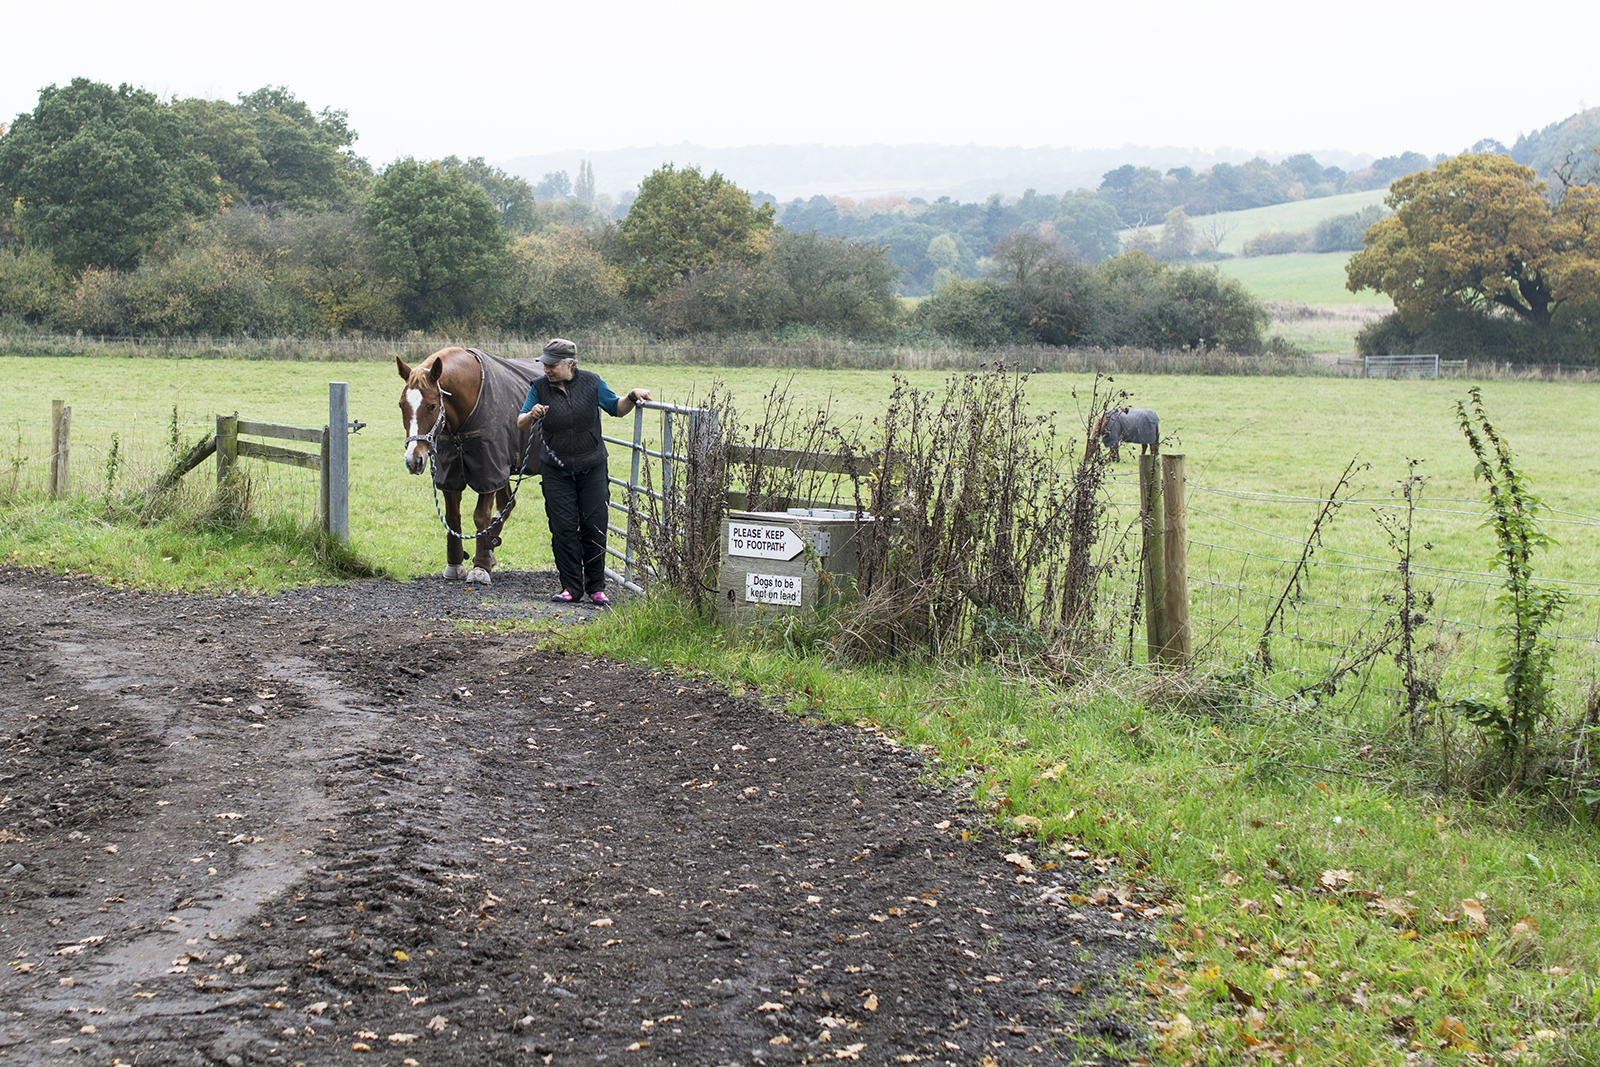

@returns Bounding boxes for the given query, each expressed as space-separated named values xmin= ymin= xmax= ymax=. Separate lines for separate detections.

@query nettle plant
xmin=1452 ymin=387 xmax=1568 ymax=787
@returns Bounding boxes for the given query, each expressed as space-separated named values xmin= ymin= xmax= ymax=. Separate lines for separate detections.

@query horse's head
xmin=397 ymin=354 xmax=448 ymax=475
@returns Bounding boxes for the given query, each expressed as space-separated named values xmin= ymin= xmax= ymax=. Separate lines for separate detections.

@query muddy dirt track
xmin=0 ymin=566 xmax=1150 ymax=1066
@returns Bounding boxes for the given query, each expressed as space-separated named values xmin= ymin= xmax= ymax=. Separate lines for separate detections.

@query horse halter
xmin=405 ymin=384 xmax=454 ymax=453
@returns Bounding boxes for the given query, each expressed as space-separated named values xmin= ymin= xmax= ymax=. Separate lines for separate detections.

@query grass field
xmin=1207 ymin=188 xmax=1391 ymax=256
xmin=1212 ymin=251 xmax=1385 ymax=308
xmin=6 ymin=352 xmax=1600 ymax=1064
xmin=5 ymin=357 xmax=1596 ymax=697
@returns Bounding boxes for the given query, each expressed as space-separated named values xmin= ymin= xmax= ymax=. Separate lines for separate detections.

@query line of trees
xmin=0 ymin=76 xmax=1284 ymax=353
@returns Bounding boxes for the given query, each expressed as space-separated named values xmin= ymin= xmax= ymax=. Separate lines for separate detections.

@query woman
xmin=517 ymin=338 xmax=652 ymax=606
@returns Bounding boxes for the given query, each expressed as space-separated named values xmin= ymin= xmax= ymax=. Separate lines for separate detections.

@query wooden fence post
xmin=216 ymin=413 xmax=238 ymax=484
xmin=326 ymin=382 xmax=349 ymax=542
xmin=1161 ymin=454 xmax=1191 ymax=665
xmin=1139 ymin=452 xmax=1166 ymax=665
xmin=50 ymin=402 xmax=72 ymax=499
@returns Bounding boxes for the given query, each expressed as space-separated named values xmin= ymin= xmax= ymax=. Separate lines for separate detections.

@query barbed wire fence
xmin=1087 ymin=469 xmax=1600 ymax=718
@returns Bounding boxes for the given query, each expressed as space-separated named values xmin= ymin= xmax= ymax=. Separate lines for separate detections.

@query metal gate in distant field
xmin=1363 ymin=353 xmax=1440 ymax=378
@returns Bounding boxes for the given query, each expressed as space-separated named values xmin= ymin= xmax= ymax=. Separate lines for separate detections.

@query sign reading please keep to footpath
xmin=727 ymin=523 xmax=805 ymax=561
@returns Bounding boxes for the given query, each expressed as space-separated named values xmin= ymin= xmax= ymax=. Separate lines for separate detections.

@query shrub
xmin=1357 ymin=307 xmax=1600 ymax=365
xmin=914 ymin=278 xmax=1018 ymax=346
xmin=0 ymin=247 xmax=66 ymax=322
xmin=1241 ymin=230 xmax=1304 ymax=257
xmin=503 ymin=233 xmax=626 ymax=335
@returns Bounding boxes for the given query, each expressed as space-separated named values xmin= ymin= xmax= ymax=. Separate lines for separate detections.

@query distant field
xmin=1131 ymin=188 xmax=1391 ymax=255
xmin=1209 ymin=251 xmax=1383 ymax=307
xmin=1208 ymin=188 xmax=1390 ymax=254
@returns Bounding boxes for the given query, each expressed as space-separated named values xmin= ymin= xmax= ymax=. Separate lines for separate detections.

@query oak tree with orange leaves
xmin=1346 ymin=153 xmax=1600 ymax=330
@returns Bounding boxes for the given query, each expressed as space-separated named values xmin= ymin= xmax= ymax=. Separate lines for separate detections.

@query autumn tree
xmin=1346 ymin=153 xmax=1600 ymax=329
xmin=616 ymin=164 xmax=775 ymax=298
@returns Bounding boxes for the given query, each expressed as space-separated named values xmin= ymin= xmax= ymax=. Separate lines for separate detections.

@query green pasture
xmin=1130 ymin=189 xmax=1396 ymax=315
xmin=1209 ymin=251 xmax=1387 ymax=308
xmin=1209 ymin=188 xmax=1390 ymax=256
xmin=5 ymin=356 xmax=1596 ymax=707
xmin=5 ymin=353 xmax=1600 ymax=1064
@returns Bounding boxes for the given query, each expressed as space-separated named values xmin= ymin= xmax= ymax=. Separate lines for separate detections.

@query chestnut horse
xmin=397 ymin=347 xmax=543 ymax=585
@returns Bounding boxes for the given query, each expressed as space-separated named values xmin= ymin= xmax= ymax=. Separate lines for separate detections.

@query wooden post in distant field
xmin=1139 ymin=453 xmax=1166 ymax=665
xmin=1160 ymin=454 xmax=1192 ymax=665
xmin=49 ymin=401 xmax=71 ymax=499
xmin=216 ymin=413 xmax=239 ymax=484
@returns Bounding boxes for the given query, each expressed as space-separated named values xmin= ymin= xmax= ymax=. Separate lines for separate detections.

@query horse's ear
xmin=396 ymin=355 xmax=412 ymax=381
xmin=428 ymin=359 xmax=445 ymax=384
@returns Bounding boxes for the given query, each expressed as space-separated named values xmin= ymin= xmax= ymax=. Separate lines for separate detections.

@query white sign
xmin=745 ymin=572 xmax=803 ymax=607
xmin=728 ymin=523 xmax=804 ymax=561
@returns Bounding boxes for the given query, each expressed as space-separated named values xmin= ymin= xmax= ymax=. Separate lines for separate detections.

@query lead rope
xmin=414 ymin=385 xmax=538 ymax=543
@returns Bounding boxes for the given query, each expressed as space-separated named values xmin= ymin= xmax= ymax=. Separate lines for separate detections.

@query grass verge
xmin=554 ymin=592 xmax=1600 ymax=1066
xmin=0 ymin=475 xmax=385 ymax=594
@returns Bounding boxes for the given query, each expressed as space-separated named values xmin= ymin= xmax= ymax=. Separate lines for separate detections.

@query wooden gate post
xmin=216 ymin=413 xmax=239 ymax=484
xmin=326 ymin=382 xmax=350 ymax=542
xmin=1139 ymin=453 xmax=1166 ymax=665
xmin=1161 ymin=454 xmax=1192 ymax=665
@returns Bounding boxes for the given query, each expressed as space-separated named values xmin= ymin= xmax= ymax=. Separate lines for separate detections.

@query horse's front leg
xmin=443 ymin=490 xmax=467 ymax=580
xmin=468 ymin=488 xmax=513 ymax=585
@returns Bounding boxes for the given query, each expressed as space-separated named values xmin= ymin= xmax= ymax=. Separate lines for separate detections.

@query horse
xmin=397 ymin=347 xmax=544 ymax=585
xmin=1088 ymin=406 xmax=1159 ymax=463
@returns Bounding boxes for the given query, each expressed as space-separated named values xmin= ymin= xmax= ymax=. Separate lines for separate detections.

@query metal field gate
xmin=600 ymin=399 xmax=718 ymax=593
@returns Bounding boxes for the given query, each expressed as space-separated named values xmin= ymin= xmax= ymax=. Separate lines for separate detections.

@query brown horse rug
xmin=430 ymin=348 xmax=545 ymax=494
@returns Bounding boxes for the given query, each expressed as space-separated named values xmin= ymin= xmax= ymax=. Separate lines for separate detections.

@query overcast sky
xmin=5 ymin=0 xmax=1594 ymax=183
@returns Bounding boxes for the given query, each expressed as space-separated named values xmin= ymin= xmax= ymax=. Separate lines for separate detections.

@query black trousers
xmin=542 ymin=463 xmax=610 ymax=596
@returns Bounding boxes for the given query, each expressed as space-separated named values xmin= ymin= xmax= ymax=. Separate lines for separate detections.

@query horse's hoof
xmin=442 ymin=564 xmax=467 ymax=580
xmin=466 ymin=568 xmax=492 ymax=586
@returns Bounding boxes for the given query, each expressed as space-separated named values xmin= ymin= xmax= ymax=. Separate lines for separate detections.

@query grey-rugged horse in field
xmin=1091 ymin=407 xmax=1159 ymax=462
xmin=397 ymin=347 xmax=544 ymax=585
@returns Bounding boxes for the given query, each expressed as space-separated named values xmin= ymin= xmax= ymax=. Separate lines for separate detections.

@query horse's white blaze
xmin=403 ymin=386 xmax=425 ymax=464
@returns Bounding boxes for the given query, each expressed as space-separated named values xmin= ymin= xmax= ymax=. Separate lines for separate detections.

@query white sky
xmin=4 ymin=0 xmax=1594 ymax=180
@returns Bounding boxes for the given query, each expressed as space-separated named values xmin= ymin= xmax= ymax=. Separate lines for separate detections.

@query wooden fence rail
xmin=89 ymin=383 xmax=356 ymax=541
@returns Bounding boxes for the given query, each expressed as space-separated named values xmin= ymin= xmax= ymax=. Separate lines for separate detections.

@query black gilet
xmin=533 ymin=369 xmax=607 ymax=472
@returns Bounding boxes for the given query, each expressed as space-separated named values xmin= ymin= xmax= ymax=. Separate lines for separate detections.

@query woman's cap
xmin=541 ymin=338 xmax=577 ymax=364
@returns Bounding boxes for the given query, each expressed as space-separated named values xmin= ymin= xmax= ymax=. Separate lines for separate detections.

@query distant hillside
xmin=1134 ymin=189 xmax=1391 ymax=255
xmin=497 ymin=142 xmax=1378 ymax=202
xmin=1511 ymin=107 xmax=1600 ymax=181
